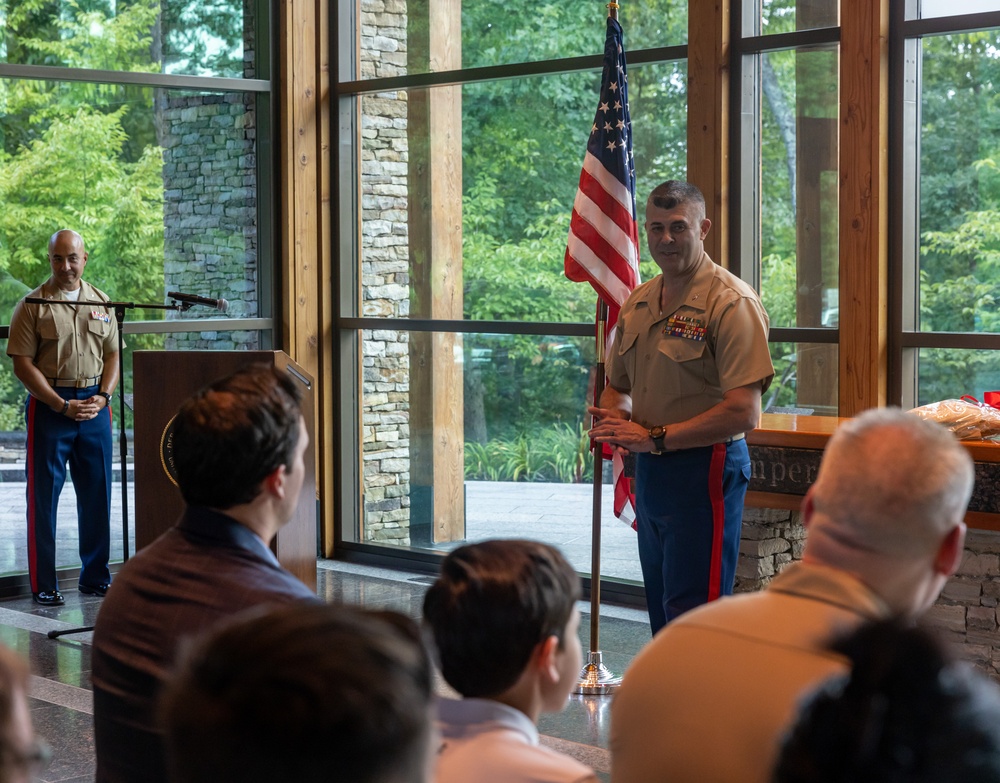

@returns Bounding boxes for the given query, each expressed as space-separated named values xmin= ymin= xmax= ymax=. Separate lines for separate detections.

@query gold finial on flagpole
xmin=607 ymin=1 xmax=618 ymax=20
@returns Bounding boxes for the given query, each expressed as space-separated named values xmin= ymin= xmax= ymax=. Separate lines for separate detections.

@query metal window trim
xmin=339 ymin=318 xmax=595 ymax=337
xmin=902 ymin=11 xmax=1000 ymax=38
xmin=901 ymin=331 xmax=1000 ymax=351
xmin=337 ymin=45 xmax=687 ymax=96
xmin=735 ymin=27 xmax=841 ymax=55
xmin=0 ymin=63 xmax=269 ymax=92
xmin=120 ymin=318 xmax=274 ymax=335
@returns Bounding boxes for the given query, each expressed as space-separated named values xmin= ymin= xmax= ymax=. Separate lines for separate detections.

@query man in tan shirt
xmin=590 ymin=180 xmax=774 ymax=633
xmin=7 ymin=229 xmax=119 ymax=605
xmin=610 ymin=408 xmax=974 ymax=783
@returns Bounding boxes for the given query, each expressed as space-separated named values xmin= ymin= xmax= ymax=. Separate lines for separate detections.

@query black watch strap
xmin=97 ymin=391 xmax=112 ymax=403
xmin=649 ymin=424 xmax=667 ymax=451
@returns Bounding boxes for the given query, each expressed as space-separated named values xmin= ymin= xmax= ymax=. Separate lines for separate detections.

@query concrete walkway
xmin=0 ymin=476 xmax=642 ymax=584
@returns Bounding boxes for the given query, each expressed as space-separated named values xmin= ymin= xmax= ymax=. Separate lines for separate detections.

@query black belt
xmin=48 ymin=376 xmax=100 ymax=389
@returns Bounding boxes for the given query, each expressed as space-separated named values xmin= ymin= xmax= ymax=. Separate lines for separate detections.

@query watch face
xmin=650 ymin=425 xmax=665 ymax=439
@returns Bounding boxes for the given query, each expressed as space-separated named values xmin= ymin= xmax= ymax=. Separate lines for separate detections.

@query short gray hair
xmin=810 ymin=407 xmax=974 ymax=557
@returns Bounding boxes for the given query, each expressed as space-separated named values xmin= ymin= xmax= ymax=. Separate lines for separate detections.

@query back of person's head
xmin=647 ymin=180 xmax=706 ymax=213
xmin=774 ymin=618 xmax=1000 ymax=783
xmin=0 ymin=644 xmax=45 ymax=783
xmin=422 ymin=539 xmax=580 ymax=698
xmin=172 ymin=364 xmax=303 ymax=509
xmin=160 ymin=602 xmax=434 ymax=783
xmin=805 ymin=407 xmax=973 ymax=563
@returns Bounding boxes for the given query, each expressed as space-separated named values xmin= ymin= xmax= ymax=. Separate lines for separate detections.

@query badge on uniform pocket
xmin=91 ymin=311 xmax=111 ymax=323
xmin=664 ymin=315 xmax=706 ymax=341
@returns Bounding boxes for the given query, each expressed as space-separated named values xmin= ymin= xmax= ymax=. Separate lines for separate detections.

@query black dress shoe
xmin=33 ymin=591 xmax=65 ymax=606
xmin=78 ymin=583 xmax=110 ymax=597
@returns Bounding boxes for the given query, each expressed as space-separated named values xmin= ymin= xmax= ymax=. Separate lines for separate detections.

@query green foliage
xmin=464 ymin=422 xmax=593 ymax=483
xmin=160 ymin=0 xmax=245 ymax=77
xmin=0 ymin=107 xmax=164 ymax=304
xmin=916 ymin=30 xmax=1000 ymax=401
xmin=0 ymin=0 xmax=167 ymax=431
xmin=463 ymin=177 xmax=594 ymax=326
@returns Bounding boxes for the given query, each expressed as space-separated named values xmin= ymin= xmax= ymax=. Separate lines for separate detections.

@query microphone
xmin=167 ymin=291 xmax=229 ymax=313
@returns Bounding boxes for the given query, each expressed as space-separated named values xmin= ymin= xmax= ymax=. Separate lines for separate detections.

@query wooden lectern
xmin=133 ymin=351 xmax=317 ymax=589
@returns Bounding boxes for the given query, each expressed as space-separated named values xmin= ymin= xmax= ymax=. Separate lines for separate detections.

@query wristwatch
xmin=97 ymin=391 xmax=112 ymax=405
xmin=649 ymin=424 xmax=667 ymax=453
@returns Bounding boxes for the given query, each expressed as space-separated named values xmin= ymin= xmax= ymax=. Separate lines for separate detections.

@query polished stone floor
xmin=3 ymin=558 xmax=650 ymax=782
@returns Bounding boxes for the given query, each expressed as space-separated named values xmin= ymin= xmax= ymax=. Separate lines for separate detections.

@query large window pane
xmin=918 ymin=348 xmax=1000 ymax=406
xmin=765 ymin=341 xmax=838 ymax=415
xmin=753 ymin=0 xmax=837 ymax=36
xmin=0 ymin=0 xmax=254 ymax=78
xmin=356 ymin=326 xmax=643 ymax=579
xmin=0 ymin=79 xmax=262 ymax=320
xmin=758 ymin=46 xmax=839 ymax=332
xmin=917 ymin=32 xmax=1000 ymax=338
xmin=0 ymin=331 xmax=264 ymax=579
xmin=918 ymin=1 xmax=1000 ymax=19
xmin=360 ymin=62 xmax=685 ymax=325
xmin=360 ymin=1 xmax=687 ymax=78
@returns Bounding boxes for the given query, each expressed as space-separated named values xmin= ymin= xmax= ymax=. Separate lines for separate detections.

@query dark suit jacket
xmin=91 ymin=506 xmax=319 ymax=783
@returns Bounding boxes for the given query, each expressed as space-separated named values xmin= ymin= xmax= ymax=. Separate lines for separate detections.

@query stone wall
xmin=359 ymin=0 xmax=411 ymax=544
xmin=160 ymin=92 xmax=259 ymax=348
xmin=737 ymin=507 xmax=1000 ymax=681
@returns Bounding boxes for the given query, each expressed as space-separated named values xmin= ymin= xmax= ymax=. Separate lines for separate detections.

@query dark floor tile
xmin=0 ymin=627 xmax=93 ymax=687
xmin=31 ymin=702 xmax=95 ymax=783
xmin=317 ymin=573 xmax=429 ymax=617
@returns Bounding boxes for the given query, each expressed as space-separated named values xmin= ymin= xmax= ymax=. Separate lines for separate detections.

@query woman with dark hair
xmin=775 ymin=619 xmax=1000 ymax=783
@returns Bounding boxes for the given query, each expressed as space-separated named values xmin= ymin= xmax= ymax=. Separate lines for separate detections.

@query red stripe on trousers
xmin=706 ymin=442 xmax=727 ymax=602
xmin=25 ymin=396 xmax=37 ymax=593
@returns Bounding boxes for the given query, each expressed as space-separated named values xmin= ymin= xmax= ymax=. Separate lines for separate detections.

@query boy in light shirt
xmin=423 ymin=539 xmax=599 ymax=783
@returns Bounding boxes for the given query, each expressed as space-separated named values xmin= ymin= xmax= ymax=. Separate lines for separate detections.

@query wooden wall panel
xmin=687 ymin=0 xmax=729 ymax=266
xmin=838 ymin=0 xmax=889 ymax=415
xmin=279 ymin=0 xmax=331 ymax=552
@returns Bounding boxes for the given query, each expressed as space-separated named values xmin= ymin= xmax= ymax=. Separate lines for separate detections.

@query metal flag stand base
xmin=574 ymin=295 xmax=622 ymax=696
xmin=577 ymin=650 xmax=622 ymax=695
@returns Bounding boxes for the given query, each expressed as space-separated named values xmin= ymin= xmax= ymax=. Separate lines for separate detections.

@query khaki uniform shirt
xmin=610 ymin=562 xmax=890 ymax=783
xmin=606 ymin=252 xmax=774 ymax=427
xmin=7 ymin=278 xmax=119 ymax=383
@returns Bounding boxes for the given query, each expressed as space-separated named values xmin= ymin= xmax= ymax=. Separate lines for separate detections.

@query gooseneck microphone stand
xmin=25 ymin=297 xmax=183 ymax=639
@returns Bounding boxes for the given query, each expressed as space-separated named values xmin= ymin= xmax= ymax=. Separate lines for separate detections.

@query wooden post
xmin=839 ymin=0 xmax=889 ymax=414
xmin=408 ymin=0 xmax=465 ymax=543
xmin=687 ymin=0 xmax=729 ymax=266
xmin=279 ymin=0 xmax=332 ymax=550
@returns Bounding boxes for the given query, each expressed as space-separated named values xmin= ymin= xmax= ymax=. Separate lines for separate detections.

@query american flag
xmin=564 ymin=16 xmax=640 ymax=527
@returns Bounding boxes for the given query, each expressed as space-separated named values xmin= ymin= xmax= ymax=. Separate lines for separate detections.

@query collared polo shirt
xmin=435 ymin=696 xmax=599 ymax=783
xmin=7 ymin=278 xmax=119 ymax=382
xmin=606 ymin=252 xmax=774 ymax=427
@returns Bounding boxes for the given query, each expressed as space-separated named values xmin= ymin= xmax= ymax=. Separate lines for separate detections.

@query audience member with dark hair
xmin=775 ymin=619 xmax=1000 ymax=783
xmin=0 ymin=644 xmax=48 ymax=783
xmin=170 ymin=363 xmax=304 ymax=508
xmin=161 ymin=602 xmax=434 ymax=783
xmin=91 ymin=364 xmax=319 ymax=783
xmin=611 ymin=408 xmax=975 ymax=783
xmin=423 ymin=539 xmax=598 ymax=783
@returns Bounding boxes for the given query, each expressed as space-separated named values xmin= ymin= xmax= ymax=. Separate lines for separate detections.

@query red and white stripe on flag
xmin=564 ymin=16 xmax=639 ymax=527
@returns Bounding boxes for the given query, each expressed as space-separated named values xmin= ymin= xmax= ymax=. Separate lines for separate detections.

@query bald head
xmin=47 ymin=229 xmax=87 ymax=292
xmin=48 ymin=229 xmax=84 ymax=254
xmin=803 ymin=409 xmax=973 ymax=614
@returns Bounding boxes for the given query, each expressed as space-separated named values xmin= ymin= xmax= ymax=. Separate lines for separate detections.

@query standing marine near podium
xmin=6 ymin=229 xmax=119 ymax=606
